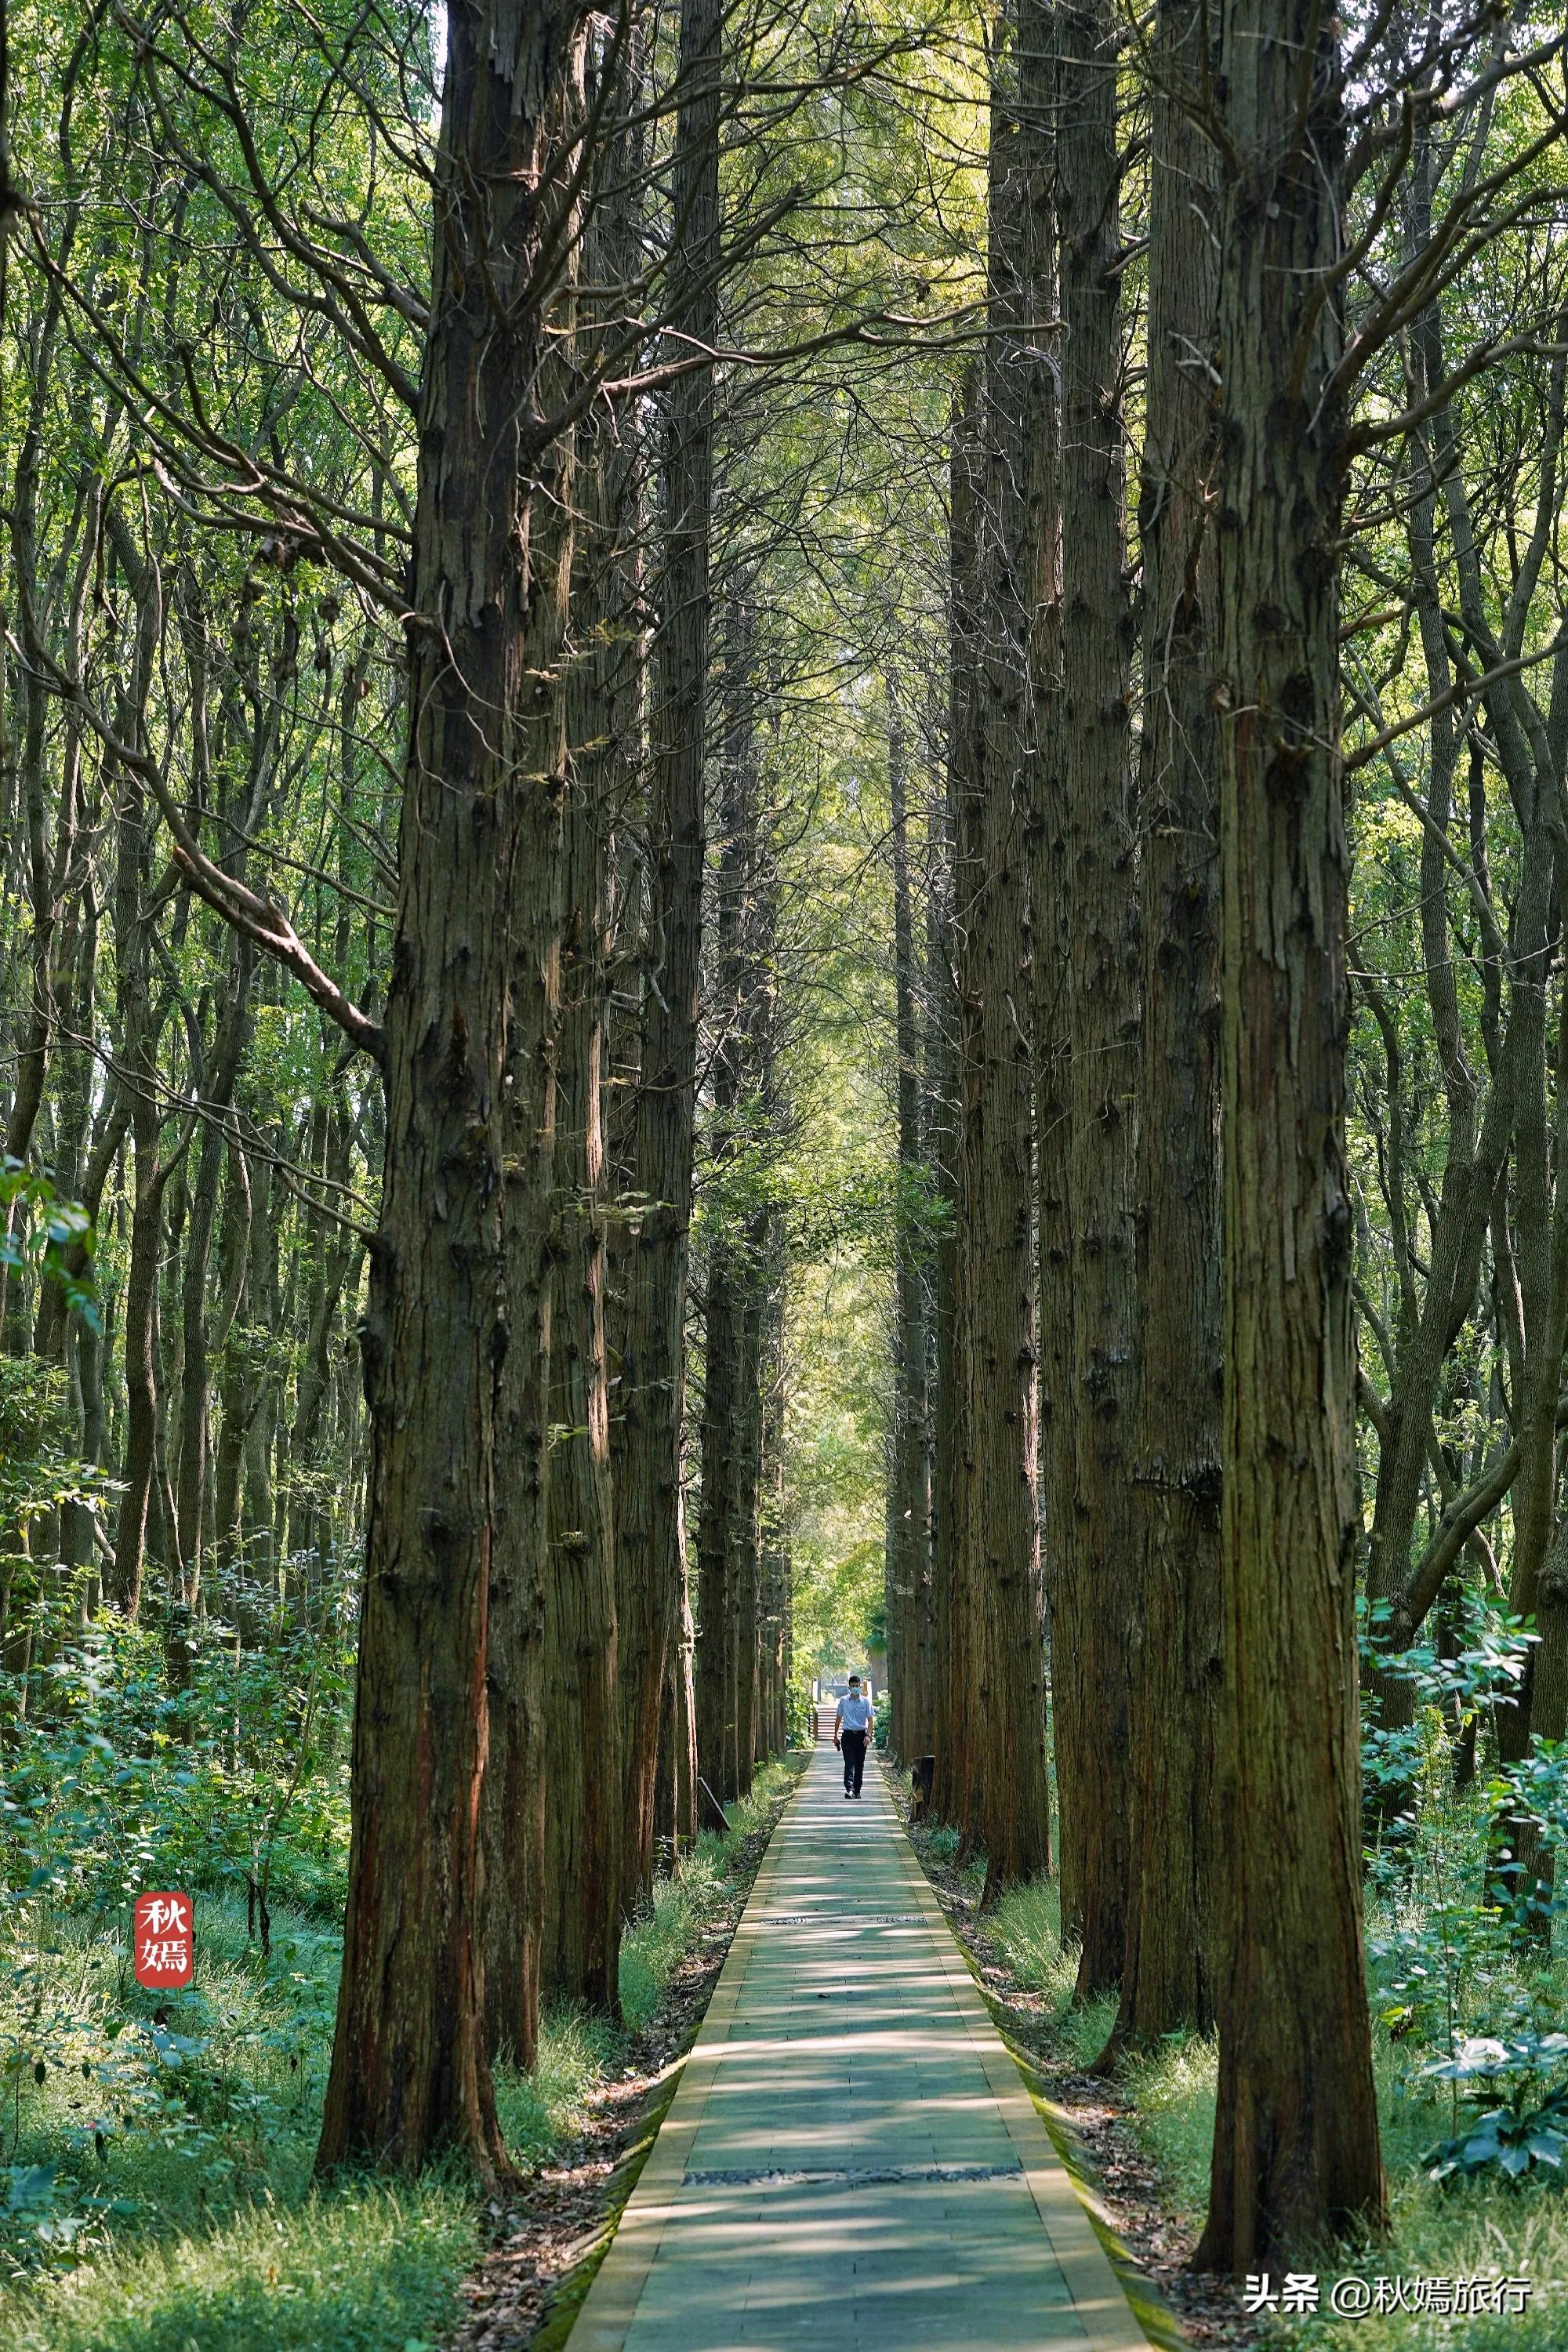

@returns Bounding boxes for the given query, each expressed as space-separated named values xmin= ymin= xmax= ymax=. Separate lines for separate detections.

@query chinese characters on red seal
xmin=132 ymin=1892 xmax=194 ymax=1989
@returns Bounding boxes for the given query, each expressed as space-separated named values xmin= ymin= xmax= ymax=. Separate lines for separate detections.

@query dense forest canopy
xmin=5 ymin=0 xmax=1568 ymax=2343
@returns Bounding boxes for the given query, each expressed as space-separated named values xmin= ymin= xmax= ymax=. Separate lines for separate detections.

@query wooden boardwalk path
xmin=569 ymin=1740 xmax=1152 ymax=2352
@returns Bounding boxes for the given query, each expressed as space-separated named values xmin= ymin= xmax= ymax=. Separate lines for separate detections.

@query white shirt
xmin=837 ymin=1694 xmax=873 ymax=1734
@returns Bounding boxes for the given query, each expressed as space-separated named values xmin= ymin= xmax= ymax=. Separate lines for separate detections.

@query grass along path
xmin=906 ymin=1817 xmax=1567 ymax=2352
xmin=0 ymin=1759 xmax=802 ymax=2352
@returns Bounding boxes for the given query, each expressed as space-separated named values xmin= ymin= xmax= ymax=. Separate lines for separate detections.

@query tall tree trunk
xmin=1410 ymin=223 xmax=1568 ymax=1765
xmin=733 ymin=769 xmax=778 ymax=1789
xmin=241 ymin=1131 xmax=282 ymax=1592
xmin=49 ymin=953 xmax=123 ymax=1581
xmin=695 ymin=630 xmax=754 ymax=1801
xmin=481 ymin=1174 xmax=550 ymax=2067
xmin=1507 ymin=1000 xmax=1568 ymax=1929
xmin=317 ymin=0 xmax=591 ymax=2182
xmin=1018 ymin=0 xmax=1070 ymax=1916
xmin=695 ymin=1241 xmax=739 ymax=1797
xmin=212 ymin=1140 xmax=254 ymax=1588
xmin=150 ymin=1174 xmax=185 ymax=1613
xmin=1360 ymin=128 xmax=1548 ymax=1707
xmin=110 ymin=782 xmax=168 ymax=1621
xmin=654 ymin=1523 xmax=699 ymax=1855
xmin=886 ymin=691 xmax=934 ymax=1766
xmin=2 ymin=275 xmax=81 ymax=1188
xmin=559 ymin=12 xmax=660 ymax=1920
xmin=33 ymin=894 xmax=114 ymax=1370
xmin=729 ymin=1230 xmax=764 ymax=1794
xmin=760 ymin=1280 xmax=789 ymax=1755
xmin=966 ymin=51 xmax=1050 ymax=1897
xmin=1107 ymin=0 xmax=1221 ymax=2056
xmin=1196 ymin=0 xmax=1386 ymax=2268
xmin=103 ymin=507 xmax=169 ymax=1621
xmin=931 ymin=391 xmax=980 ymax=1836
xmin=1490 ymin=910 xmax=1556 ymax=1773
xmin=1051 ymin=0 xmax=1138 ymax=1987
xmin=618 ymin=0 xmax=720 ymax=1857
xmin=282 ymin=1090 xmax=357 ymax=1576
xmin=540 ymin=704 xmax=622 ymax=2010
xmin=174 ymin=937 xmax=256 ymax=1611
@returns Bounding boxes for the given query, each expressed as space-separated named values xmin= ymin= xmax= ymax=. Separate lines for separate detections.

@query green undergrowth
xmin=0 ymin=1755 xmax=800 ymax=2351
xmin=974 ymin=1870 xmax=1568 ymax=2350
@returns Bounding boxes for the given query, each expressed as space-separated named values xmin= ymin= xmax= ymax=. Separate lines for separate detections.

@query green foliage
xmin=0 ymin=2180 xmax=477 ymax=2352
xmin=3 ymin=1605 xmax=355 ymax=1926
xmin=0 ymin=1891 xmax=345 ymax=2296
xmin=0 ymin=1163 xmax=99 ymax=1336
xmin=971 ymin=1917 xmax=1568 ymax=2350
xmin=0 ymin=1363 xmax=118 ymax=1573
xmin=1421 ymin=2033 xmax=1568 ymax=2187
xmin=1359 ymin=1597 xmax=1535 ymax=1835
xmin=619 ymin=1760 xmax=793 ymax=2030
xmin=949 ymin=1740 xmax=1568 ymax=2337
xmin=0 ymin=1750 xmax=795 ymax=2347
xmin=1489 ymin=1742 xmax=1568 ymax=1936
xmin=982 ymin=1873 xmax=1117 ymax=2069
xmin=1123 ymin=2024 xmax=1568 ymax=2350
xmin=791 ymin=1535 xmax=882 ymax=1684
xmin=1370 ymin=1896 xmax=1516 ymax=2060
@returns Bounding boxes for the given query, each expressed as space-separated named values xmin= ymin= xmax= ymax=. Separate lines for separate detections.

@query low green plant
xmin=1369 ymin=1899 xmax=1516 ymax=2062
xmin=1421 ymin=2031 xmax=1568 ymax=2187
xmin=1 ymin=2179 xmax=477 ymax=2352
xmin=916 ymin=1823 xmax=963 ymax=1866
xmin=982 ymin=1875 xmax=1119 ymax=2069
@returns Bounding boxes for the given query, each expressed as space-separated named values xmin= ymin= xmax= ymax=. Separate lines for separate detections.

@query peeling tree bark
xmin=965 ymin=45 xmax=1051 ymax=1897
xmin=1108 ymin=0 xmax=1221 ymax=2058
xmin=931 ymin=384 xmax=981 ymax=1838
xmin=619 ymin=0 xmax=721 ymax=1849
xmin=316 ymin=0 xmax=592 ymax=2183
xmin=1196 ymin=0 xmax=1386 ymax=2269
xmin=885 ymin=689 xmax=934 ymax=1766
xmin=1051 ymin=0 xmax=1139 ymax=1991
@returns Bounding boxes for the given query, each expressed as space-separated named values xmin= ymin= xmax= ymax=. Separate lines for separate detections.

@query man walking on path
xmin=834 ymin=1675 xmax=874 ymax=1798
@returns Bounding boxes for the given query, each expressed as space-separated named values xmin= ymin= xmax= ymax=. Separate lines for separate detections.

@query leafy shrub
xmin=1359 ymin=1594 xmax=1536 ymax=1850
xmin=0 ymin=1161 xmax=99 ymax=1331
xmin=1486 ymin=1739 xmax=1568 ymax=1937
xmin=1369 ymin=1899 xmax=1516 ymax=2056
xmin=3 ymin=1600 xmax=354 ymax=1929
xmin=1421 ymin=2031 xmax=1568 ymax=2186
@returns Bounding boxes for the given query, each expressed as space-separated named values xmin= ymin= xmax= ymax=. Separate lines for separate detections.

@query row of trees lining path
xmin=3 ymin=0 xmax=1566 ymax=2282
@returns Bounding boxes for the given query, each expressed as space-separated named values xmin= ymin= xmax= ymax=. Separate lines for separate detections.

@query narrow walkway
xmin=570 ymin=1742 xmax=1150 ymax=2351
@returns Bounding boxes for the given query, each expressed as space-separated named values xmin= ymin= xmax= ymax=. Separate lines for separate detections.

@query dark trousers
xmin=840 ymin=1728 xmax=867 ymax=1794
